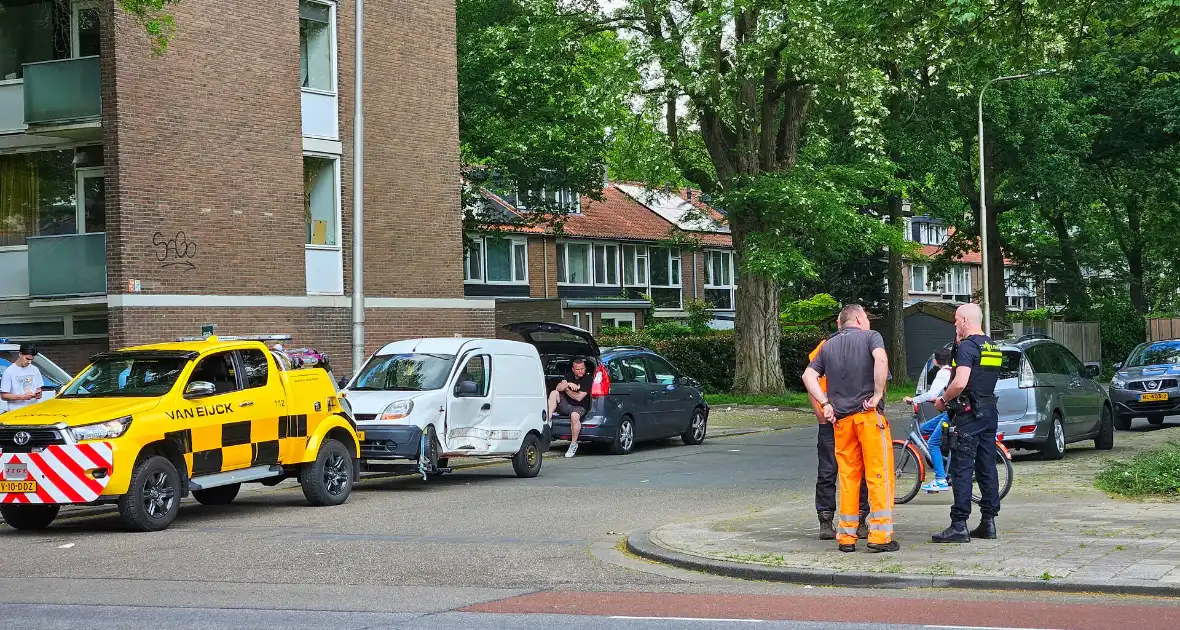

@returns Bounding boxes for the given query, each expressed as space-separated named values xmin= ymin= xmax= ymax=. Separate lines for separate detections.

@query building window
xmin=303 ymin=156 xmax=339 ymax=247
xmin=704 ymin=250 xmax=736 ymax=311
xmin=648 ymin=247 xmax=682 ymax=309
xmin=557 ymin=241 xmax=592 ymax=285
xmin=299 ymin=0 xmax=335 ymax=93
xmin=622 ymin=244 xmax=648 ymax=287
xmin=1005 ymin=269 xmax=1037 ymax=310
xmin=593 ymin=244 xmax=619 ymax=286
xmin=910 ymin=264 xmax=938 ymax=294
xmin=465 ymin=235 xmax=527 ymax=284
xmin=941 ymin=266 xmax=971 ymax=302
xmin=515 ymin=188 xmax=579 ymax=213
xmin=910 ymin=219 xmax=948 ymax=246
xmin=0 ymin=148 xmax=105 ymax=247
xmin=601 ymin=313 xmax=636 ymax=330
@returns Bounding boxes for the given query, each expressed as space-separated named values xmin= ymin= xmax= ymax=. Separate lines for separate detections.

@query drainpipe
xmin=693 ymin=250 xmax=699 ymax=299
xmin=543 ymin=236 xmax=550 ymax=298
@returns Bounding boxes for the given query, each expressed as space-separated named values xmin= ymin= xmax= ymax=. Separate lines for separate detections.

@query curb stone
xmin=626 ymin=528 xmax=1180 ymax=597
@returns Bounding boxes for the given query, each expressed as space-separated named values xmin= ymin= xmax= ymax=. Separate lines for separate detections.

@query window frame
xmin=622 ymin=244 xmax=649 ymax=287
xmin=704 ymin=249 xmax=736 ymax=311
xmin=71 ymin=0 xmax=103 ymax=59
xmin=614 ymin=354 xmax=653 ymax=384
xmin=464 ymin=234 xmax=529 ymax=285
xmin=303 ymin=153 xmax=342 ymax=250
xmin=453 ymin=354 xmax=492 ymax=398
xmin=75 ymin=166 xmax=104 ymax=235
xmin=299 ymin=0 xmax=338 ymax=96
xmin=600 ymin=312 xmax=636 ymax=330
xmin=187 ymin=351 xmax=243 ymax=396
xmin=909 ymin=264 xmax=938 ymax=294
xmin=592 ymin=242 xmax=621 ymax=287
xmin=236 ymin=349 xmax=271 ymax=390
xmin=644 ymin=354 xmax=679 ymax=386
xmin=941 ymin=265 xmax=971 ymax=301
xmin=556 ymin=240 xmax=594 ymax=286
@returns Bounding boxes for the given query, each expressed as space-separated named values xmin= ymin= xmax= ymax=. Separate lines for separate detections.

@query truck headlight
xmin=381 ymin=400 xmax=413 ymax=422
xmin=69 ymin=416 xmax=132 ymax=442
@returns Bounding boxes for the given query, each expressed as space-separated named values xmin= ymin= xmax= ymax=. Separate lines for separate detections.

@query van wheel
xmin=421 ymin=426 xmax=443 ymax=477
xmin=192 ymin=483 xmax=240 ymax=506
xmin=512 ymin=434 xmax=543 ymax=478
xmin=682 ymin=408 xmax=707 ymax=445
xmin=1094 ymin=407 xmax=1114 ymax=451
xmin=299 ymin=439 xmax=353 ymax=506
xmin=1040 ymin=415 xmax=1066 ymax=461
xmin=0 ymin=504 xmax=59 ymax=530
xmin=117 ymin=455 xmax=181 ymax=532
xmin=610 ymin=417 xmax=636 ymax=455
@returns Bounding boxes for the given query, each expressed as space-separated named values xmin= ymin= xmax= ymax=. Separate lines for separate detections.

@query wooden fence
xmin=1010 ymin=320 xmax=1102 ymax=366
xmin=1147 ymin=318 xmax=1180 ymax=342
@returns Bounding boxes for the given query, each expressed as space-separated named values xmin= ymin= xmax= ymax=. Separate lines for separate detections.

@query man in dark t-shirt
xmin=547 ymin=358 xmax=594 ymax=458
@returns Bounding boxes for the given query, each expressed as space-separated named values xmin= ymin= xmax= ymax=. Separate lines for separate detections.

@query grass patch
xmin=1095 ymin=441 xmax=1180 ymax=498
xmin=707 ymin=382 xmax=914 ymax=410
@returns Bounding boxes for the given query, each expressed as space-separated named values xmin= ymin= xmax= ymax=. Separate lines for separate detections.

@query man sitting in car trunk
xmin=548 ymin=358 xmax=594 ymax=458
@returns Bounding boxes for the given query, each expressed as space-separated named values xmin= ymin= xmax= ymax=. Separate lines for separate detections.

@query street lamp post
xmin=977 ymin=69 xmax=1055 ymax=337
xmin=351 ymin=0 xmax=366 ymax=375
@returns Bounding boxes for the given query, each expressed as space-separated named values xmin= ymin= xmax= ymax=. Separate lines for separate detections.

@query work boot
xmin=818 ymin=511 xmax=836 ymax=541
xmin=838 ymin=543 xmax=856 ymax=553
xmin=931 ymin=522 xmax=971 ymax=544
xmin=867 ymin=541 xmax=900 ymax=553
xmin=856 ymin=513 xmax=869 ymax=540
xmin=969 ymin=517 xmax=997 ymax=540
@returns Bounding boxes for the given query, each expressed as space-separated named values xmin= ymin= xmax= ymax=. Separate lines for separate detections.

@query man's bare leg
xmin=566 ymin=409 xmax=582 ymax=457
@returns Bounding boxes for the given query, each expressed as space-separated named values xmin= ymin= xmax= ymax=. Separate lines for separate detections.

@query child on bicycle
xmin=904 ymin=347 xmax=953 ymax=493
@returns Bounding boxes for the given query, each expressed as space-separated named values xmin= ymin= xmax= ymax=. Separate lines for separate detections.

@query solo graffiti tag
xmin=154 ymin=231 xmax=197 ymax=272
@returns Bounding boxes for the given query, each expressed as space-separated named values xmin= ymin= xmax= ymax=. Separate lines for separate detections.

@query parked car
xmin=342 ymin=338 xmax=549 ymax=479
xmin=504 ymin=322 xmax=709 ymax=455
xmin=915 ymin=335 xmax=1113 ymax=460
xmin=0 ymin=342 xmax=73 ymax=413
xmin=1109 ymin=339 xmax=1180 ymax=429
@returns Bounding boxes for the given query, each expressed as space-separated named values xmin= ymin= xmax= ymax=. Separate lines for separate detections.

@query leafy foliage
xmin=115 ymin=0 xmax=180 ymax=54
xmin=780 ymin=294 xmax=839 ymax=325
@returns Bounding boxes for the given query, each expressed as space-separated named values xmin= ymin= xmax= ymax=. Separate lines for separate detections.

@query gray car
xmin=916 ymin=335 xmax=1113 ymax=459
xmin=1109 ymin=339 xmax=1180 ymax=429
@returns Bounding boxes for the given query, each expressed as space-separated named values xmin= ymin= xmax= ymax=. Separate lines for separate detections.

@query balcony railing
xmin=27 ymin=233 xmax=107 ymax=297
xmin=22 ymin=56 xmax=101 ymax=127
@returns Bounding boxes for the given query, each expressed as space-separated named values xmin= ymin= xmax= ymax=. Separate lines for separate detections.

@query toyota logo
xmin=12 ymin=431 xmax=31 ymax=446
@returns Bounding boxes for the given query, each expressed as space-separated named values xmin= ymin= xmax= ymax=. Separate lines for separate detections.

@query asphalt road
xmin=3 ymin=413 xmax=1179 ymax=629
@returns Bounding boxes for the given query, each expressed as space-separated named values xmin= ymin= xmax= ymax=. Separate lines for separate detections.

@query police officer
xmin=930 ymin=303 xmax=1003 ymax=543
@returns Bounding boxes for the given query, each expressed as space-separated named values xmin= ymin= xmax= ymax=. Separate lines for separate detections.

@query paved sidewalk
xmin=633 ymin=424 xmax=1180 ymax=595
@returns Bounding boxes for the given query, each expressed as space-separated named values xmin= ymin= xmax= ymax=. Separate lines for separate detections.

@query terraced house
xmin=0 ymin=0 xmax=491 ymax=374
xmin=465 ymin=182 xmax=736 ymax=335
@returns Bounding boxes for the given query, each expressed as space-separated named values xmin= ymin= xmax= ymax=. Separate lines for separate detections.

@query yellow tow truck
xmin=0 ymin=331 xmax=361 ymax=532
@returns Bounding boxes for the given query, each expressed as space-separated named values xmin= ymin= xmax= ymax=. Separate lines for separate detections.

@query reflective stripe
xmin=868 ymin=523 xmax=894 ymax=532
xmin=838 ymin=514 xmax=859 ymax=523
xmin=838 ymin=527 xmax=858 ymax=535
xmin=866 ymin=510 xmax=892 ymax=520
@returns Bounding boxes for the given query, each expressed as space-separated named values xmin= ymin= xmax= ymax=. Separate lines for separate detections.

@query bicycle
xmin=893 ymin=404 xmax=1014 ymax=505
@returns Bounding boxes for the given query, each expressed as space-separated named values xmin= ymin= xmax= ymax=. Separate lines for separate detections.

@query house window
xmin=0 ymin=148 xmax=105 ymax=247
xmin=941 ymin=266 xmax=971 ymax=302
xmin=910 ymin=219 xmax=948 ymax=246
xmin=910 ymin=264 xmax=938 ymax=294
xmin=1005 ymin=269 xmax=1036 ymax=310
xmin=704 ymin=250 xmax=736 ymax=311
xmin=465 ymin=235 xmax=527 ymax=284
xmin=299 ymin=0 xmax=335 ymax=93
xmin=593 ymin=244 xmax=619 ymax=286
xmin=556 ymin=242 xmax=592 ymax=285
xmin=303 ymin=156 xmax=339 ymax=246
xmin=601 ymin=313 xmax=636 ymax=330
xmin=622 ymin=244 xmax=648 ymax=286
xmin=648 ymin=247 xmax=682 ymax=309
xmin=517 ymin=188 xmax=579 ymax=213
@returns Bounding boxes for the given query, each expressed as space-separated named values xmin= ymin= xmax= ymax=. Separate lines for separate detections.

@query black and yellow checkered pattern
xmin=165 ymin=415 xmax=310 ymax=476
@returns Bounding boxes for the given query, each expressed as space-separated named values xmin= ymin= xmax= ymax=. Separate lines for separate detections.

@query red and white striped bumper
xmin=0 ymin=443 xmax=114 ymax=505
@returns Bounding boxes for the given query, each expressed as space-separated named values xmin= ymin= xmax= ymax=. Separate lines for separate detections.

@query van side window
xmin=239 ymin=349 xmax=269 ymax=389
xmin=457 ymin=355 xmax=490 ymax=397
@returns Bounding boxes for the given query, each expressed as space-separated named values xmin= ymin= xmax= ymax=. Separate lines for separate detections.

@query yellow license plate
xmin=1139 ymin=392 xmax=1169 ymax=402
xmin=0 ymin=480 xmax=37 ymax=493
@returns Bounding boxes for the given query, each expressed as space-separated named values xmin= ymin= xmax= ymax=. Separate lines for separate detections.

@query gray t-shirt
xmin=1 ymin=363 xmax=43 ymax=411
xmin=807 ymin=328 xmax=886 ymax=419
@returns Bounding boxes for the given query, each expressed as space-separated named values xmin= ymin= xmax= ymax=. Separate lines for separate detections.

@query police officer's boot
xmin=931 ymin=521 xmax=971 ymax=543
xmin=969 ymin=517 xmax=997 ymax=540
xmin=818 ymin=511 xmax=836 ymax=540
xmin=856 ymin=513 xmax=869 ymax=540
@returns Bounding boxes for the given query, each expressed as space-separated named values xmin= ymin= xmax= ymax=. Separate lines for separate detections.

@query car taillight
xmin=1018 ymin=356 xmax=1036 ymax=388
xmin=1019 ymin=425 xmax=1036 ymax=434
xmin=591 ymin=364 xmax=610 ymax=397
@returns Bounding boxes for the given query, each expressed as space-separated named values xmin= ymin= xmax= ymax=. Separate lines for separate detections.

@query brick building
xmin=0 ymin=0 xmax=492 ymax=374
xmin=465 ymin=182 xmax=736 ymax=335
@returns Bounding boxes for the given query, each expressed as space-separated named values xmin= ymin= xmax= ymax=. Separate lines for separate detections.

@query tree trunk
xmin=1126 ymin=198 xmax=1147 ymax=314
xmin=984 ymin=203 xmax=1007 ymax=330
xmin=887 ymin=196 xmax=908 ymax=382
xmin=1046 ymin=210 xmax=1091 ymax=313
xmin=732 ymin=226 xmax=785 ymax=394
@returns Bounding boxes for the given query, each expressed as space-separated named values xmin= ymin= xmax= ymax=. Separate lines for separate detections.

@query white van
xmin=341 ymin=338 xmax=550 ymax=480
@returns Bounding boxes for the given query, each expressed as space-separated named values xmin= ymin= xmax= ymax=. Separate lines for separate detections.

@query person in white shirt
xmin=2 ymin=343 xmax=45 ymax=412
xmin=904 ymin=347 xmax=953 ymax=492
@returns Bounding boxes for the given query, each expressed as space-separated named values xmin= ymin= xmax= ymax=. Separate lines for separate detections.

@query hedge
xmin=597 ymin=330 xmax=825 ymax=394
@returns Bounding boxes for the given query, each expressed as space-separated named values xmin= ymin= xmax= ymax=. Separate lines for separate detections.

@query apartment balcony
xmin=21 ymin=56 xmax=102 ymax=139
xmin=27 ymin=233 xmax=107 ymax=298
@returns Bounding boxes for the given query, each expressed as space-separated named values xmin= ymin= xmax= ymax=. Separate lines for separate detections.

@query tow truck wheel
xmin=117 ymin=455 xmax=180 ymax=532
xmin=0 ymin=504 xmax=59 ymax=530
xmin=192 ymin=483 xmax=241 ymax=506
xmin=300 ymin=438 xmax=353 ymax=507
xmin=512 ymin=433 xmax=543 ymax=478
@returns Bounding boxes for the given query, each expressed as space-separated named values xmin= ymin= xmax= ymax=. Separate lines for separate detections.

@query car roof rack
xmin=176 ymin=324 xmax=294 ymax=342
xmin=605 ymin=345 xmax=652 ymax=352
xmin=1016 ymin=333 xmax=1052 ymax=342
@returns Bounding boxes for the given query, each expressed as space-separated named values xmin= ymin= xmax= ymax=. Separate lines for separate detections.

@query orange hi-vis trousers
xmin=834 ymin=409 xmax=895 ymax=545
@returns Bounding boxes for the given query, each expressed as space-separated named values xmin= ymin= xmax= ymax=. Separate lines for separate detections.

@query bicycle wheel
xmin=893 ymin=440 xmax=924 ymax=505
xmin=971 ymin=451 xmax=1013 ymax=504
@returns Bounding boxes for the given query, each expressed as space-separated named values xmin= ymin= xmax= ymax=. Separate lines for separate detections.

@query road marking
xmin=611 ymin=616 xmax=764 ymax=623
xmin=925 ymin=626 xmax=1066 ymax=630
